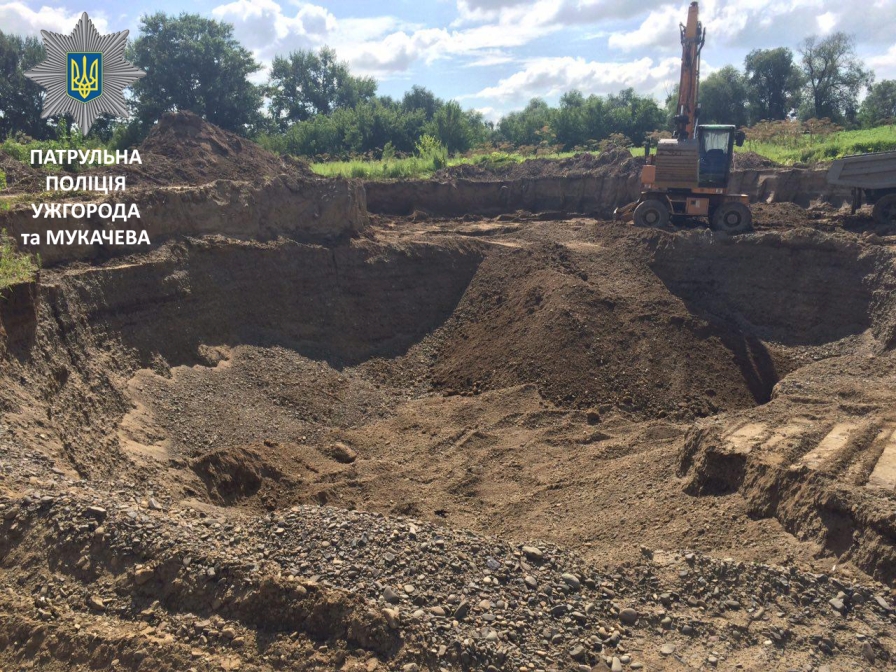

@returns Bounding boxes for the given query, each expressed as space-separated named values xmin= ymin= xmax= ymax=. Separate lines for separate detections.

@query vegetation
xmin=739 ymin=122 xmax=896 ymax=164
xmin=0 ymin=229 xmax=38 ymax=289
xmin=0 ymin=15 xmax=892 ymax=168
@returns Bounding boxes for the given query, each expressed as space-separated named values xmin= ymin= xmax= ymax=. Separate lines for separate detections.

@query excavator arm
xmin=673 ymin=2 xmax=705 ymax=140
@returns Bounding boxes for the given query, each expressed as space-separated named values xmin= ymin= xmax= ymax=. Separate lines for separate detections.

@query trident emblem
xmin=67 ymin=52 xmax=102 ymax=103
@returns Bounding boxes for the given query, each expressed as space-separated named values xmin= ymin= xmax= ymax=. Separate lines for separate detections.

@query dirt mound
xmin=733 ymin=150 xmax=780 ymax=170
xmin=433 ymin=146 xmax=644 ymax=182
xmin=120 ymin=111 xmax=315 ymax=186
xmin=0 ymin=150 xmax=43 ymax=193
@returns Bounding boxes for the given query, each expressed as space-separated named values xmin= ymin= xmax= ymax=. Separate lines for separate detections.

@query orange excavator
xmin=614 ymin=1 xmax=753 ymax=233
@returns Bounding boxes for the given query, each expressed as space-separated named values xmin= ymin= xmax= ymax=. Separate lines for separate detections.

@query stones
xmin=524 ymin=575 xmax=538 ymax=590
xmin=521 ymin=546 xmax=543 ymax=562
xmin=328 ymin=442 xmax=357 ymax=464
xmin=383 ymin=587 xmax=401 ymax=604
xmin=383 ymin=608 xmax=400 ymax=630
xmin=660 ymin=643 xmax=675 ymax=656
xmin=454 ymin=601 xmax=471 ymax=620
xmin=618 ymin=608 xmax=638 ymax=625
xmin=569 ymin=644 xmax=587 ymax=663
xmin=828 ymin=597 xmax=846 ymax=614
xmin=561 ymin=573 xmax=581 ymax=590
xmin=86 ymin=595 xmax=105 ymax=611
xmin=134 ymin=567 xmax=154 ymax=585
xmin=84 ymin=506 xmax=107 ymax=521
xmin=610 ymin=656 xmax=623 ymax=672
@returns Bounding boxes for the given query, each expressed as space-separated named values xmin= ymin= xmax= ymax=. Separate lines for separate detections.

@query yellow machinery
xmin=615 ymin=2 xmax=753 ymax=233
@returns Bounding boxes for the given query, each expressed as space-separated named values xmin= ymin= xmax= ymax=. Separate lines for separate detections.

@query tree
xmin=402 ymin=85 xmax=442 ymax=120
xmin=860 ymin=80 xmax=896 ymax=126
xmin=0 ymin=31 xmax=54 ymax=140
xmin=426 ymin=101 xmax=475 ymax=154
xmin=129 ymin=13 xmax=263 ymax=134
xmin=269 ymin=47 xmax=376 ymax=128
xmin=799 ymin=32 xmax=873 ymax=123
xmin=497 ymin=98 xmax=554 ymax=147
xmin=699 ymin=66 xmax=749 ymax=127
xmin=743 ymin=47 xmax=803 ymax=122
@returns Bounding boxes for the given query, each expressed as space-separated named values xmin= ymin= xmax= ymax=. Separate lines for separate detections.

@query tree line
xmin=1 ymin=14 xmax=894 ymax=160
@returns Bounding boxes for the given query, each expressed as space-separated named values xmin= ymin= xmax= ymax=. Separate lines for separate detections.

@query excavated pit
xmin=3 ymin=220 xmax=896 ymax=587
xmin=5 ymin=114 xmax=896 ymax=672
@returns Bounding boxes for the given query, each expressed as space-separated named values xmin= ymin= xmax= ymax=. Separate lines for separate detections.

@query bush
xmin=0 ymin=229 xmax=38 ymax=289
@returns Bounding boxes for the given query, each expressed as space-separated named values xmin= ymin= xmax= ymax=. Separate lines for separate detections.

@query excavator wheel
xmin=711 ymin=202 xmax=753 ymax=234
xmin=633 ymin=199 xmax=670 ymax=228
xmin=872 ymin=194 xmax=896 ymax=227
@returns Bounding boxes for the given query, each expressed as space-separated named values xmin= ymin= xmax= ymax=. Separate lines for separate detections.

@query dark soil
xmin=433 ymin=146 xmax=644 ymax=181
xmin=117 ymin=111 xmax=317 ymax=187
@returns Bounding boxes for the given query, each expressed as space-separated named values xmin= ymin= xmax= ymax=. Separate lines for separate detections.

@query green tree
xmin=0 ymin=31 xmax=53 ymax=140
xmin=129 ymin=13 xmax=263 ymax=134
xmin=743 ymin=47 xmax=804 ymax=122
xmin=427 ymin=101 xmax=473 ymax=154
xmin=699 ymin=65 xmax=749 ymax=127
xmin=799 ymin=32 xmax=873 ymax=123
xmin=860 ymin=80 xmax=896 ymax=126
xmin=268 ymin=47 xmax=376 ymax=128
xmin=498 ymin=98 xmax=555 ymax=146
xmin=402 ymin=85 xmax=442 ymax=120
xmin=605 ymin=88 xmax=666 ymax=143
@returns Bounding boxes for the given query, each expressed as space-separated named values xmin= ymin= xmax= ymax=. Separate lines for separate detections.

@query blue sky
xmin=3 ymin=0 xmax=895 ymax=120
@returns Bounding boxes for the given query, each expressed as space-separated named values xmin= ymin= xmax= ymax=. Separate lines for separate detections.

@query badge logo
xmin=68 ymin=53 xmax=103 ymax=103
xmin=25 ymin=13 xmax=145 ymax=134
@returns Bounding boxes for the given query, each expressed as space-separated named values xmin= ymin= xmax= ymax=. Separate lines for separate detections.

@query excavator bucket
xmin=614 ymin=201 xmax=637 ymax=222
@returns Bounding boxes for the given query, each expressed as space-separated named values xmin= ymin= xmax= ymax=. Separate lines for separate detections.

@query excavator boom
xmin=674 ymin=2 xmax=705 ymax=140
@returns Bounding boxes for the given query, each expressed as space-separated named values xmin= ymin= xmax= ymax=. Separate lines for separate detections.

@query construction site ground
xmin=1 ymin=115 xmax=895 ymax=672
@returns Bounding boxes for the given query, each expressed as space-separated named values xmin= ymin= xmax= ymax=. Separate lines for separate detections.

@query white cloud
xmin=211 ymin=0 xmax=337 ymax=60
xmin=468 ymin=55 xmax=681 ymax=104
xmin=0 ymin=3 xmax=110 ymax=35
xmin=816 ymin=11 xmax=836 ymax=34
xmin=868 ymin=45 xmax=896 ymax=81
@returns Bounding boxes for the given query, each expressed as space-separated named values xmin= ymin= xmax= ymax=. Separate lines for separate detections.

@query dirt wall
xmin=0 ymin=174 xmax=368 ymax=266
xmin=365 ymin=167 xmax=852 ymax=218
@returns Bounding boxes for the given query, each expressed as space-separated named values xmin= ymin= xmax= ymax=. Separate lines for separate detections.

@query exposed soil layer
xmin=118 ymin=111 xmax=316 ymax=187
xmin=3 ymin=120 xmax=896 ymax=670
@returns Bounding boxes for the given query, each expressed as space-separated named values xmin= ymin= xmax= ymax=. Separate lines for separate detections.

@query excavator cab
xmin=697 ymin=125 xmax=745 ymax=187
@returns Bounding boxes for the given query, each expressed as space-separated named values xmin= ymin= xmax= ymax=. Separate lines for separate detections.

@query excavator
xmin=614 ymin=1 xmax=753 ymax=233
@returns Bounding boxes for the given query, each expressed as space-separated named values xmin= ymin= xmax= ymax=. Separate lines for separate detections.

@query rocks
xmin=84 ymin=506 xmax=107 ymax=521
xmin=383 ymin=608 xmax=400 ymax=630
xmin=134 ymin=567 xmax=155 ymax=585
xmin=86 ymin=595 xmax=106 ymax=611
xmin=829 ymin=597 xmax=846 ymax=614
xmin=521 ymin=545 xmax=544 ymax=562
xmin=561 ymin=573 xmax=581 ymax=590
xmin=328 ymin=442 xmax=357 ymax=464
xmin=454 ymin=601 xmax=471 ymax=620
xmin=618 ymin=608 xmax=638 ymax=625
xmin=569 ymin=644 xmax=587 ymax=663
xmin=660 ymin=643 xmax=675 ymax=656
xmin=383 ymin=587 xmax=401 ymax=604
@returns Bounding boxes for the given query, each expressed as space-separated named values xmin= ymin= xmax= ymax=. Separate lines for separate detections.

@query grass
xmin=310 ymin=149 xmax=578 ymax=179
xmin=0 ymin=229 xmax=38 ymax=290
xmin=737 ymin=125 xmax=896 ymax=165
xmin=312 ymin=125 xmax=896 ymax=178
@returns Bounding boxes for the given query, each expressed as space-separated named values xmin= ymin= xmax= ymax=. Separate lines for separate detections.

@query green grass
xmin=311 ymin=125 xmax=896 ymax=177
xmin=738 ymin=125 xmax=896 ymax=165
xmin=310 ymin=149 xmax=578 ymax=179
xmin=0 ymin=229 xmax=38 ymax=290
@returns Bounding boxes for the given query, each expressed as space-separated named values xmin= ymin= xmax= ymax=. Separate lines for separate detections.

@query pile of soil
xmin=733 ymin=150 xmax=780 ymax=170
xmin=0 ymin=150 xmax=43 ymax=194
xmin=119 ymin=111 xmax=316 ymax=187
xmin=433 ymin=146 xmax=644 ymax=181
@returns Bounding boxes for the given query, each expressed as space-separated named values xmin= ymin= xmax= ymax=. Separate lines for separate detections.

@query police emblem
xmin=68 ymin=53 xmax=103 ymax=103
xmin=25 ymin=13 xmax=144 ymax=134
